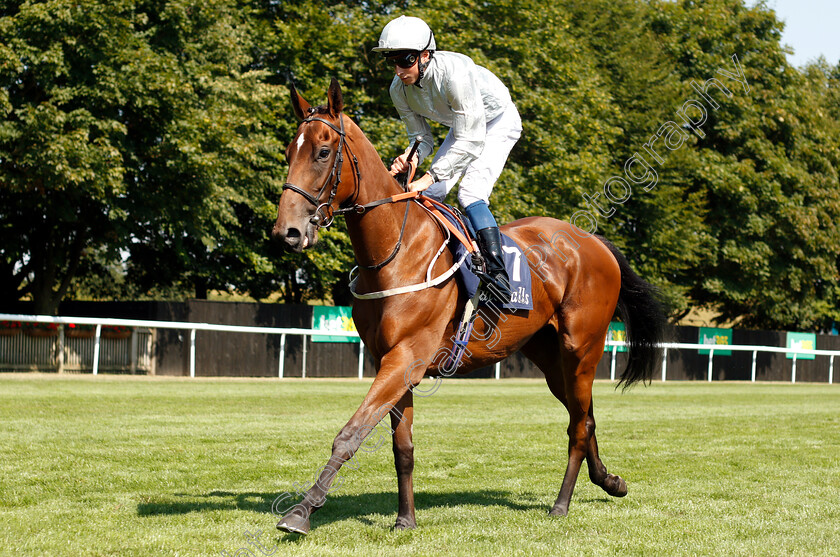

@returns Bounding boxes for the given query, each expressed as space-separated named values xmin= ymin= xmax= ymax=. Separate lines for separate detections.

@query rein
xmin=339 ymin=190 xmax=476 ymax=254
xmin=282 ymin=113 xmax=475 ymax=285
xmin=347 ymin=194 xmax=481 ymax=300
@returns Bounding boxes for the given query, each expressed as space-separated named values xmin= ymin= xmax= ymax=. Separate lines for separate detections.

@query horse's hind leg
xmin=544 ymin=349 xmax=600 ymax=516
xmin=521 ymin=332 xmax=587 ymax=515
xmin=391 ymin=390 xmax=416 ymax=530
xmin=522 ymin=331 xmax=624 ymax=516
xmin=584 ymin=403 xmax=627 ymax=498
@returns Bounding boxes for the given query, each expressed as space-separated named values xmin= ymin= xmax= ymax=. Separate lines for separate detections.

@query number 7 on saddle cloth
xmin=437 ymin=208 xmax=533 ymax=311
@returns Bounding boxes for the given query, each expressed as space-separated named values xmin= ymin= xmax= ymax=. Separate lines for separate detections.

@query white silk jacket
xmin=389 ymin=51 xmax=513 ymax=182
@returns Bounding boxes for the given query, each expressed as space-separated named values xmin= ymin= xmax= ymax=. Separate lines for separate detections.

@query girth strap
xmin=419 ymin=197 xmax=477 ymax=254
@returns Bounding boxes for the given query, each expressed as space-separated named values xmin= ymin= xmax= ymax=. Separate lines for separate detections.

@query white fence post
xmin=57 ymin=326 xmax=65 ymax=374
xmin=302 ymin=334 xmax=307 ymax=379
xmin=189 ymin=329 xmax=197 ymax=378
xmin=130 ymin=329 xmax=139 ymax=375
xmin=661 ymin=347 xmax=668 ymax=382
xmin=358 ymin=342 xmax=365 ymax=380
xmin=751 ymin=350 xmax=757 ymax=382
xmin=495 ymin=361 xmax=501 ymax=380
xmin=278 ymin=333 xmax=286 ymax=379
xmin=791 ymin=353 xmax=797 ymax=384
xmin=610 ymin=345 xmax=617 ymax=381
xmin=92 ymin=324 xmax=102 ymax=376
xmin=707 ymin=349 xmax=714 ymax=382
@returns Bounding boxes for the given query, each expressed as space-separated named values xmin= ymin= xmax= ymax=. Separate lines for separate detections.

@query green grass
xmin=0 ymin=375 xmax=838 ymax=556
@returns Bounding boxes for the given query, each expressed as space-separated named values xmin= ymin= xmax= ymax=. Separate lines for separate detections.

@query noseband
xmin=282 ymin=113 xmax=360 ymax=228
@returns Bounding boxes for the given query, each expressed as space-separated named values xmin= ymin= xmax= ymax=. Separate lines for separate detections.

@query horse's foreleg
xmin=277 ymin=348 xmax=431 ymax=535
xmin=276 ymin=400 xmax=402 ymax=534
xmin=275 ymin=425 xmax=370 ymax=534
xmin=391 ymin=390 xmax=416 ymax=530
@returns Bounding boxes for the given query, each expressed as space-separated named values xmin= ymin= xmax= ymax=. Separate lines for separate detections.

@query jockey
xmin=373 ymin=15 xmax=522 ymax=304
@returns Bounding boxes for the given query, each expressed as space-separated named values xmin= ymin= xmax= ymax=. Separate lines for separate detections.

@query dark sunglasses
xmin=385 ymin=52 xmax=419 ymax=69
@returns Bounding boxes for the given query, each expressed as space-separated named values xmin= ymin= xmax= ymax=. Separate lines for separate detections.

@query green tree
xmin=0 ymin=0 xmax=289 ymax=312
xmin=649 ymin=0 xmax=840 ymax=329
xmin=3 ymin=0 xmax=838 ymax=330
xmin=556 ymin=0 xmax=717 ymax=316
xmin=1 ymin=1 xmax=134 ymax=313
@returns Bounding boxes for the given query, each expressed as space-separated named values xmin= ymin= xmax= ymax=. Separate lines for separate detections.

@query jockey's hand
xmin=389 ymin=153 xmax=419 ymax=176
xmin=408 ymin=173 xmax=435 ymax=193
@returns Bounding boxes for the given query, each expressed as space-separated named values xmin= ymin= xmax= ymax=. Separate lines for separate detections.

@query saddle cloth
xmin=436 ymin=207 xmax=533 ymax=311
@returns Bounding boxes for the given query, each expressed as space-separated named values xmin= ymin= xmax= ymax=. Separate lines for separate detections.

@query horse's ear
xmin=327 ymin=77 xmax=343 ymax=118
xmin=290 ymin=83 xmax=311 ymax=121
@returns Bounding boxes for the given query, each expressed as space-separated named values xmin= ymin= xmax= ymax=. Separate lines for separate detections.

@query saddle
xmin=424 ymin=200 xmax=533 ymax=311
xmin=352 ymin=158 xmax=532 ymax=311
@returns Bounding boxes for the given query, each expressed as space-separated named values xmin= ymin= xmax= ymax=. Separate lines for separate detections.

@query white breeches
xmin=424 ymin=103 xmax=522 ymax=207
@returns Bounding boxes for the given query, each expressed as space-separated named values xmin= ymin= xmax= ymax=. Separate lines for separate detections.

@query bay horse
xmin=272 ymin=78 xmax=666 ymax=534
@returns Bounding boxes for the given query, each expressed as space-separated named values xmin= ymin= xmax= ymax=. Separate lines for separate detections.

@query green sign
xmin=312 ymin=306 xmax=358 ymax=343
xmin=698 ymin=327 xmax=732 ymax=355
xmin=604 ymin=322 xmax=628 ymax=352
xmin=786 ymin=332 xmax=816 ymax=360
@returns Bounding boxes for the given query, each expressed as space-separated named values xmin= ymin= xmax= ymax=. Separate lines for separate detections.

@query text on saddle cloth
xmin=436 ymin=207 xmax=533 ymax=311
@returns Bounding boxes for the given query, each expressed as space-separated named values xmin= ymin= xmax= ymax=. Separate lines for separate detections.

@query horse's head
xmin=272 ymin=78 xmax=358 ymax=252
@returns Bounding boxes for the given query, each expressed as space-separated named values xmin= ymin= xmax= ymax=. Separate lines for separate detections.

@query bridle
xmin=281 ymin=112 xmax=410 ymax=271
xmin=282 ymin=113 xmax=361 ymax=228
xmin=281 ymin=112 xmax=463 ymax=273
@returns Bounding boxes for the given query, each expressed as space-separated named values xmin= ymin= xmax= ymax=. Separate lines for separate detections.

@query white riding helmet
xmin=372 ymin=16 xmax=436 ymax=53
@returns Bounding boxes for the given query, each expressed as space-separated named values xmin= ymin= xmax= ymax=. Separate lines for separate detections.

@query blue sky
xmin=763 ymin=0 xmax=840 ymax=66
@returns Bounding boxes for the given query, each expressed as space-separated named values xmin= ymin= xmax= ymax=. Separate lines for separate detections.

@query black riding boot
xmin=475 ymin=227 xmax=513 ymax=304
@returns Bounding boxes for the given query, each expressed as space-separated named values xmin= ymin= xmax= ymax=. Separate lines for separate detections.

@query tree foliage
xmin=646 ymin=0 xmax=840 ymax=329
xmin=1 ymin=0 xmax=838 ymax=331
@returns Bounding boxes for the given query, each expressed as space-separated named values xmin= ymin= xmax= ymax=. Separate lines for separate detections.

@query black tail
xmin=597 ymin=236 xmax=668 ymax=389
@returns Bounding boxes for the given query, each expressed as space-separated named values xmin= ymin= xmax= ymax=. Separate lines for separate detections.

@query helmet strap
xmin=414 ymin=30 xmax=435 ymax=84
xmin=417 ymin=51 xmax=433 ymax=84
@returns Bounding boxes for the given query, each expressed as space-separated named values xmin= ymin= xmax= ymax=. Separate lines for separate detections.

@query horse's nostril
xmin=280 ymin=227 xmax=303 ymax=250
xmin=271 ymin=224 xmax=289 ymax=242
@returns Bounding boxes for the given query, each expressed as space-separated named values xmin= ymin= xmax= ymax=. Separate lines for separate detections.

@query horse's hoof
xmin=604 ymin=474 xmax=628 ymax=498
xmin=277 ymin=511 xmax=310 ymax=535
xmin=548 ymin=505 xmax=568 ymax=517
xmin=394 ymin=516 xmax=416 ymax=530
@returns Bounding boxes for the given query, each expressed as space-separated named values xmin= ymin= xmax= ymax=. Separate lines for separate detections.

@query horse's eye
xmin=318 ymin=148 xmax=330 ymax=160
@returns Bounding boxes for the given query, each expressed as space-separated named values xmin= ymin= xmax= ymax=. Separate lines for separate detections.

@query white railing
xmin=604 ymin=341 xmax=838 ymax=384
xmin=2 ymin=314 xmax=838 ymax=383
xmin=0 ymin=313 xmax=362 ymax=379
xmin=0 ymin=314 xmax=155 ymax=374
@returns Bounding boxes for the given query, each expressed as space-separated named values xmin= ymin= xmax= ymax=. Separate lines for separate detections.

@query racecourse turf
xmin=0 ymin=375 xmax=838 ymax=556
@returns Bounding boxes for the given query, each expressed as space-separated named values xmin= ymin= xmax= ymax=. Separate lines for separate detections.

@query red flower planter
xmin=102 ymin=326 xmax=132 ymax=340
xmin=0 ymin=321 xmax=23 ymax=336
xmin=24 ymin=327 xmax=58 ymax=338
xmin=66 ymin=327 xmax=96 ymax=339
